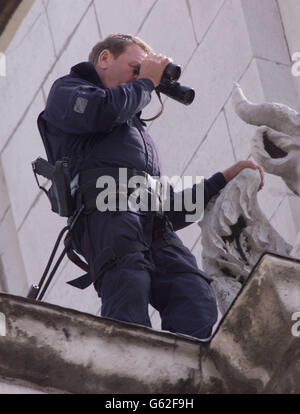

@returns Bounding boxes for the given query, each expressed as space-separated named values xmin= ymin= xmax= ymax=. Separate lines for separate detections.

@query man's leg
xmin=73 ymin=210 xmax=154 ymax=327
xmin=95 ymin=251 xmax=153 ymax=327
xmin=150 ymin=233 xmax=218 ymax=340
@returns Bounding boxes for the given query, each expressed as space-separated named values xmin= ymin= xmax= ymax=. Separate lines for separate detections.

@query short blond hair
xmin=89 ymin=34 xmax=153 ymax=65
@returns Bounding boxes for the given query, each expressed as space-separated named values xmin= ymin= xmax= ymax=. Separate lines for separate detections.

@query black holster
xmin=32 ymin=157 xmax=75 ymax=217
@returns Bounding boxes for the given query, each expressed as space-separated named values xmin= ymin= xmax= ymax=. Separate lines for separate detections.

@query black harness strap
xmin=65 ymin=191 xmax=95 ymax=289
xmin=65 ymin=246 xmax=89 ymax=273
xmin=67 ymin=240 xmax=149 ymax=289
xmin=66 ymin=272 xmax=92 ymax=289
xmin=64 ymin=233 xmax=89 ymax=273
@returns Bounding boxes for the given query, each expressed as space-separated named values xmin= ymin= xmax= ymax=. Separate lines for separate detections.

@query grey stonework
xmin=0 ymin=253 xmax=299 ymax=394
xmin=199 ymin=169 xmax=292 ymax=315
xmin=0 ymin=0 xmax=300 ymax=339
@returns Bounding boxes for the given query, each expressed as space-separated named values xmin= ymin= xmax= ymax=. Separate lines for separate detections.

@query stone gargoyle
xmin=199 ymin=168 xmax=292 ymax=315
xmin=198 ymin=83 xmax=300 ymax=315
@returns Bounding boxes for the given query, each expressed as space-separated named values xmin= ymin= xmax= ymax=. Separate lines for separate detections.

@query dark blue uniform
xmin=38 ymin=62 xmax=227 ymax=339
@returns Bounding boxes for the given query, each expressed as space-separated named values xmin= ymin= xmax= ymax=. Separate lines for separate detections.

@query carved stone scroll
xmin=199 ymin=169 xmax=292 ymax=314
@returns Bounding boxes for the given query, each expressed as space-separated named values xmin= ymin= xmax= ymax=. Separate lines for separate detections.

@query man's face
xmin=99 ymin=44 xmax=146 ymax=88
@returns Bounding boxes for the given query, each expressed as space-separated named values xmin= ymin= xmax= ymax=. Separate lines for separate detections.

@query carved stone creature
xmin=198 ymin=84 xmax=299 ymax=314
xmin=232 ymin=83 xmax=300 ymax=196
xmin=199 ymin=169 xmax=292 ymax=315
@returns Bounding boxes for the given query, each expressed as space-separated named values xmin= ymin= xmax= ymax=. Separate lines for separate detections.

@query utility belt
xmin=32 ymin=157 xmax=164 ymax=217
xmin=72 ymin=166 xmax=164 ymax=214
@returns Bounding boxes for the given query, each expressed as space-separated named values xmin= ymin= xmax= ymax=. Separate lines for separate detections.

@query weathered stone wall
xmin=0 ymin=253 xmax=299 ymax=394
xmin=0 ymin=0 xmax=299 ymax=328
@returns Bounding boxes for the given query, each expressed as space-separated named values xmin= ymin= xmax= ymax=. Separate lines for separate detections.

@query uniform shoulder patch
xmin=73 ymin=96 xmax=88 ymax=114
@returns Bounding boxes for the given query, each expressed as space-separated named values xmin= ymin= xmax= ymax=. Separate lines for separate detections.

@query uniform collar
xmin=70 ymin=62 xmax=103 ymax=87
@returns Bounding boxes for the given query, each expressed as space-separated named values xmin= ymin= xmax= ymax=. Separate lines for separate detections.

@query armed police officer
xmin=38 ymin=34 xmax=264 ymax=340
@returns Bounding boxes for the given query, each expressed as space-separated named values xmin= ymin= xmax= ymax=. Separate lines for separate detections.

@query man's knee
xmin=159 ymin=275 xmax=218 ymax=339
xmin=98 ymin=253 xmax=152 ymax=327
xmin=95 ymin=252 xmax=152 ymax=298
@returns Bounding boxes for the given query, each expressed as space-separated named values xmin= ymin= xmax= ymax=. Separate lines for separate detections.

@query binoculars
xmin=134 ymin=62 xmax=195 ymax=105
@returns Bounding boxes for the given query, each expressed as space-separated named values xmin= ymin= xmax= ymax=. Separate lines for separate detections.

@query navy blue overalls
xmin=37 ymin=62 xmax=227 ymax=339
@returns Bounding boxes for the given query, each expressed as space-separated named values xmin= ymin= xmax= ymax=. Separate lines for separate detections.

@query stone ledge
xmin=201 ymin=252 xmax=300 ymax=393
xmin=0 ymin=252 xmax=299 ymax=394
xmin=0 ymin=291 xmax=205 ymax=394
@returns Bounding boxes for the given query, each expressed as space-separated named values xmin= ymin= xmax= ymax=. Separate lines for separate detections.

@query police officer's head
xmin=89 ymin=34 xmax=153 ymax=88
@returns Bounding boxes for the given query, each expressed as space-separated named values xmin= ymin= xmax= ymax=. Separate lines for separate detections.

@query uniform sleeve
xmin=165 ymin=172 xmax=227 ymax=232
xmin=44 ymin=78 xmax=155 ymax=134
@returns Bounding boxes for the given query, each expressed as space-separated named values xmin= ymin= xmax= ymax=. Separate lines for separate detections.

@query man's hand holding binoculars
xmin=135 ymin=52 xmax=194 ymax=105
xmin=136 ymin=53 xmax=173 ymax=87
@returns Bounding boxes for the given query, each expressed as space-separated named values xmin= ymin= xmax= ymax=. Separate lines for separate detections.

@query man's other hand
xmin=137 ymin=53 xmax=172 ymax=88
xmin=222 ymin=160 xmax=264 ymax=191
